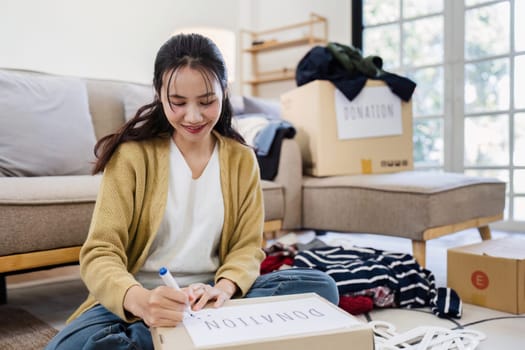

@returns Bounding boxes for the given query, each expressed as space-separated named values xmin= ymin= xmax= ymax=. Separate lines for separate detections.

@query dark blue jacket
xmin=296 ymin=44 xmax=416 ymax=102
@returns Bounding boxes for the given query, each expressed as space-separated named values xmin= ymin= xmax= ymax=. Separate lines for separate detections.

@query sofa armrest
xmin=273 ymin=138 xmax=302 ymax=229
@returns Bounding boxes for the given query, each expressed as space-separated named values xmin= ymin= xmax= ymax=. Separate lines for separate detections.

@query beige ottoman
xmin=302 ymin=171 xmax=506 ymax=267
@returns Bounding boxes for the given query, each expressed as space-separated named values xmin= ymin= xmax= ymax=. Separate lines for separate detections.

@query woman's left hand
xmin=187 ymin=278 xmax=237 ymax=311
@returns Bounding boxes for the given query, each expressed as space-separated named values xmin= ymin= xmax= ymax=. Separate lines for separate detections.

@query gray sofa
xmin=0 ymin=69 xmax=302 ymax=303
xmin=0 ymin=68 xmax=507 ymax=304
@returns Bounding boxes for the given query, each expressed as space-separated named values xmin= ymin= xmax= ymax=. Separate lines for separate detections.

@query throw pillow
xmin=242 ymin=96 xmax=281 ymax=119
xmin=0 ymin=70 xmax=97 ymax=176
xmin=230 ymin=94 xmax=245 ymax=115
xmin=122 ymin=83 xmax=155 ymax=121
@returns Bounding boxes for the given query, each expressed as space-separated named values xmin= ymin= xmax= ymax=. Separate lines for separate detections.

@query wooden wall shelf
xmin=245 ymin=69 xmax=296 ymax=85
xmin=240 ymin=13 xmax=328 ymax=96
xmin=243 ymin=37 xmax=327 ymax=53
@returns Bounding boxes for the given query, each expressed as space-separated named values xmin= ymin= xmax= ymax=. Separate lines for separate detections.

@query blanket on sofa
xmin=233 ymin=114 xmax=296 ymax=180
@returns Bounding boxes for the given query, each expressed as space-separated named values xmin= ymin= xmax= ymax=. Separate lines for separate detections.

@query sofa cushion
xmin=0 ymin=175 xmax=101 ymax=256
xmin=122 ymin=83 xmax=155 ymax=121
xmin=0 ymin=175 xmax=285 ymax=256
xmin=86 ymin=80 xmax=127 ymax=140
xmin=302 ymin=171 xmax=506 ymax=240
xmin=230 ymin=95 xmax=244 ymax=115
xmin=242 ymin=96 xmax=281 ymax=119
xmin=0 ymin=70 xmax=97 ymax=176
xmin=261 ymin=180 xmax=285 ymax=221
xmin=0 ymin=175 xmax=101 ymax=205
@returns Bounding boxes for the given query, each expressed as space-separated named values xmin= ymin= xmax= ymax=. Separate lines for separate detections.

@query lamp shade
xmin=173 ymin=27 xmax=236 ymax=83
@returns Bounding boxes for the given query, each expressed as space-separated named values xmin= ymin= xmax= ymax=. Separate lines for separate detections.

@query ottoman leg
xmin=412 ymin=240 xmax=426 ymax=268
xmin=478 ymin=225 xmax=492 ymax=240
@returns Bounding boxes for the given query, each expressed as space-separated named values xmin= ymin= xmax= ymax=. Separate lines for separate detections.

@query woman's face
xmin=161 ymin=66 xmax=223 ymax=148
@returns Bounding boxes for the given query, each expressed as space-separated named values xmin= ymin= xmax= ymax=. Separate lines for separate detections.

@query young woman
xmin=46 ymin=33 xmax=338 ymax=350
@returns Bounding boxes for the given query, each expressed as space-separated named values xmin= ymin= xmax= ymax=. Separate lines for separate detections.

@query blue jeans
xmin=45 ymin=268 xmax=338 ymax=350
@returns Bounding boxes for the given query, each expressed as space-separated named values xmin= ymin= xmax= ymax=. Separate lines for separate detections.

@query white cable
xmin=370 ymin=321 xmax=486 ymax=350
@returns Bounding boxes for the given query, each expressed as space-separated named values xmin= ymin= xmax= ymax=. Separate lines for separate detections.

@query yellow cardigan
xmin=69 ymin=132 xmax=265 ymax=322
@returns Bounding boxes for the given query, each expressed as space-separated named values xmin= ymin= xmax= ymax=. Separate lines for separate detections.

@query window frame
xmin=353 ymin=0 xmax=524 ymax=231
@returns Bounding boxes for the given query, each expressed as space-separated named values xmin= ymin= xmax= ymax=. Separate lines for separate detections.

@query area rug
xmin=357 ymin=303 xmax=525 ymax=349
xmin=0 ymin=305 xmax=58 ymax=349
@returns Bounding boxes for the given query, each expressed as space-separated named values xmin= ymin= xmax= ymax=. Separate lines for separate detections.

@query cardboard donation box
xmin=151 ymin=293 xmax=374 ymax=350
xmin=447 ymin=237 xmax=525 ymax=314
xmin=281 ymin=79 xmax=413 ymax=177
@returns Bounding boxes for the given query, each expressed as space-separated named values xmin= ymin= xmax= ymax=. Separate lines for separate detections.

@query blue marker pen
xmin=159 ymin=267 xmax=193 ymax=315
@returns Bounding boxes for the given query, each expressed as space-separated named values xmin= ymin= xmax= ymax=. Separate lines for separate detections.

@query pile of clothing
xmin=232 ymin=114 xmax=295 ymax=180
xmin=296 ymin=42 xmax=416 ymax=102
xmin=261 ymin=237 xmax=462 ymax=319
xmin=232 ymin=95 xmax=295 ymax=180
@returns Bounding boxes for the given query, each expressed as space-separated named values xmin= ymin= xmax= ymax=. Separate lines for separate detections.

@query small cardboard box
xmin=151 ymin=293 xmax=374 ymax=349
xmin=447 ymin=237 xmax=525 ymax=314
xmin=281 ymin=79 xmax=413 ymax=177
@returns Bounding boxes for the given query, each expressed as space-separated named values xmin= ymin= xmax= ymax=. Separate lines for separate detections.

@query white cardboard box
xmin=151 ymin=293 xmax=374 ymax=349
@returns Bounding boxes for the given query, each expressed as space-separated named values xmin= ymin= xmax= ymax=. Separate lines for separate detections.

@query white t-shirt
xmin=136 ymin=140 xmax=224 ymax=289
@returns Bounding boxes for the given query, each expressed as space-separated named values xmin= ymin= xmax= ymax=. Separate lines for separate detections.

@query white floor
xmin=5 ymin=228 xmax=525 ymax=348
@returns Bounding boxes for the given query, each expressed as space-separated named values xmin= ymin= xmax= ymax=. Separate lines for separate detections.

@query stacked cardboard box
xmin=281 ymin=79 xmax=413 ymax=177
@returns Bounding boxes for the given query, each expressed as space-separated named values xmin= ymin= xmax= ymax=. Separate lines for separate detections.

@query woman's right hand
xmin=123 ymin=284 xmax=190 ymax=327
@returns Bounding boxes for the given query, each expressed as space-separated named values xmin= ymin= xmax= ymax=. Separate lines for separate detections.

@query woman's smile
xmin=183 ymin=124 xmax=206 ymax=134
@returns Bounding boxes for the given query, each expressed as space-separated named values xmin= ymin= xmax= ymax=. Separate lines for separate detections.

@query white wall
xmin=0 ymin=0 xmax=351 ymax=96
xmin=0 ymin=0 xmax=239 ymax=84
xmin=239 ymin=0 xmax=351 ymax=98
xmin=243 ymin=0 xmax=350 ymax=43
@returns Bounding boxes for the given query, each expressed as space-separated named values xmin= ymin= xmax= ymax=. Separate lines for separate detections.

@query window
xmin=356 ymin=0 xmax=524 ymax=230
xmin=359 ymin=0 xmax=445 ymax=169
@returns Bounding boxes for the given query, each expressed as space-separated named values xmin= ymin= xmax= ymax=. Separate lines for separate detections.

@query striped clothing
xmin=293 ymin=246 xmax=462 ymax=318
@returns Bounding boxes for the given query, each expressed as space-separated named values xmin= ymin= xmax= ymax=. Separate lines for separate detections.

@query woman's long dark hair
xmin=92 ymin=33 xmax=245 ymax=174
